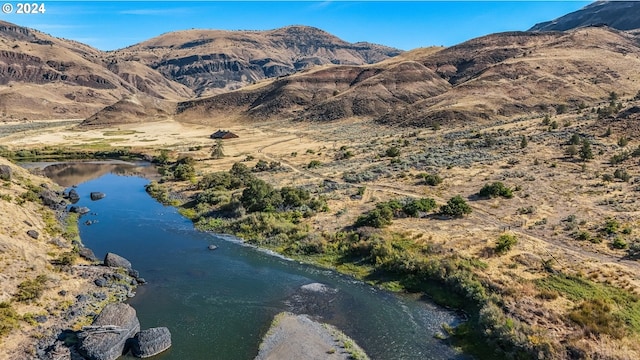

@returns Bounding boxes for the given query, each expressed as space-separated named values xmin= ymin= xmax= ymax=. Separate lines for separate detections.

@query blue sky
xmin=1 ymin=1 xmax=591 ymax=51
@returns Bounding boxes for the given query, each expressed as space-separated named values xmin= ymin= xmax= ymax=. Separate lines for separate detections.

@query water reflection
xmin=23 ymin=160 xmax=159 ymax=187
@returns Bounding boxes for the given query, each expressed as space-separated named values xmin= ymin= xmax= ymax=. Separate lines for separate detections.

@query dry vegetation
xmin=0 ymin=158 xmax=137 ymax=359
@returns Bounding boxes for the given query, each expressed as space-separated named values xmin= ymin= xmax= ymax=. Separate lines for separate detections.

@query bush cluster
xmin=478 ymin=182 xmax=513 ymax=199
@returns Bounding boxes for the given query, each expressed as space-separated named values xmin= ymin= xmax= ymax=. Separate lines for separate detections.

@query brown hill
xmin=381 ymin=27 xmax=640 ymax=126
xmin=116 ymin=25 xmax=402 ymax=97
xmin=81 ymin=93 xmax=175 ymax=128
xmin=530 ymin=1 xmax=640 ymax=32
xmin=0 ymin=21 xmax=192 ymax=120
xmin=175 ymin=27 xmax=640 ymax=127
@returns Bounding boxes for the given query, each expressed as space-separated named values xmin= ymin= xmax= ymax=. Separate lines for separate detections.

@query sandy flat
xmin=255 ymin=312 xmax=369 ymax=360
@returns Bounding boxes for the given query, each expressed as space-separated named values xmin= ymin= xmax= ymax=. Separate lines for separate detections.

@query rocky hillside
xmin=530 ymin=1 xmax=640 ymax=32
xmin=0 ymin=21 xmax=400 ymax=121
xmin=176 ymin=26 xmax=640 ymax=127
xmin=114 ymin=25 xmax=402 ymax=96
xmin=0 ymin=158 xmax=141 ymax=359
xmin=0 ymin=21 xmax=192 ymax=120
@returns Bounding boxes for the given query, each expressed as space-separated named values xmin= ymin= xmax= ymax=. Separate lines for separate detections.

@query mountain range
xmin=1 ymin=1 xmax=640 ymax=127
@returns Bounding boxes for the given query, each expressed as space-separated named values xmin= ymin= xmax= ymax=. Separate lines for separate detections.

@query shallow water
xmin=59 ymin=169 xmax=466 ymax=360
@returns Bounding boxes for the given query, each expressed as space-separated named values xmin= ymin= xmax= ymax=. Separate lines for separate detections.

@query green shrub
xmin=422 ymin=173 xmax=443 ymax=186
xmin=602 ymin=218 xmax=620 ymax=235
xmin=612 ymin=236 xmax=627 ymax=249
xmin=307 ymin=160 xmax=322 ymax=169
xmin=355 ymin=205 xmax=394 ymax=228
xmin=439 ymin=195 xmax=472 ymax=218
xmin=385 ymin=146 xmax=401 ymax=157
xmin=402 ymin=198 xmax=437 ymax=217
xmin=568 ymin=299 xmax=625 ymax=338
xmin=495 ymin=234 xmax=518 ymax=254
xmin=0 ymin=302 xmax=19 ymax=336
xmin=14 ymin=275 xmax=48 ymax=302
xmin=478 ymin=182 xmax=513 ymax=199
xmin=614 ymin=168 xmax=631 ymax=182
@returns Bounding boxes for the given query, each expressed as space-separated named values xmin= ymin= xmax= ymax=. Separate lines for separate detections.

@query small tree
xmin=495 ymin=233 xmax=518 ymax=254
xmin=569 ymin=133 xmax=581 ymax=145
xmin=579 ymin=139 xmax=594 ymax=161
xmin=439 ymin=195 xmax=472 ymax=218
xmin=520 ymin=135 xmax=528 ymax=149
xmin=211 ymin=139 xmax=225 ymax=159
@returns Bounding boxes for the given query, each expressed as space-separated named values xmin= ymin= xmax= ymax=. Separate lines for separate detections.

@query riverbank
xmin=0 ymin=157 xmax=140 ymax=359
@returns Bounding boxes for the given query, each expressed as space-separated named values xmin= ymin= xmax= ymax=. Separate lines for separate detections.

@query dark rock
xmin=112 ymin=273 xmax=124 ymax=281
xmin=131 ymin=327 xmax=172 ymax=358
xmin=78 ymin=247 xmax=98 ymax=262
xmin=24 ymin=220 xmax=33 ymax=226
xmin=104 ymin=253 xmax=133 ymax=271
xmin=93 ymin=292 xmax=107 ymax=301
xmin=69 ymin=206 xmax=90 ymax=215
xmin=27 ymin=230 xmax=40 ymax=239
xmin=51 ymin=238 xmax=69 ymax=248
xmin=128 ymin=269 xmax=140 ymax=279
xmin=208 ymin=244 xmax=218 ymax=250
xmin=0 ymin=165 xmax=12 ymax=181
xmin=77 ymin=303 xmax=140 ymax=360
xmin=35 ymin=315 xmax=47 ymax=323
xmin=67 ymin=189 xmax=80 ymax=203
xmin=136 ymin=278 xmax=146 ymax=285
xmin=90 ymin=192 xmax=106 ymax=201
xmin=76 ymin=294 xmax=89 ymax=303
xmin=58 ymin=290 xmax=67 ymax=296
xmin=40 ymin=190 xmax=66 ymax=210
xmin=94 ymin=278 xmax=108 ymax=287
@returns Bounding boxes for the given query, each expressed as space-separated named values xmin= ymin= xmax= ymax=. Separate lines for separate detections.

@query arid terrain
xmin=3 ymin=1 xmax=640 ymax=359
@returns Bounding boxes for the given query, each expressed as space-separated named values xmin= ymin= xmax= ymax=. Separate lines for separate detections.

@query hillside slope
xmin=530 ymin=1 xmax=640 ymax=31
xmin=175 ymin=27 xmax=640 ymax=127
xmin=0 ymin=21 xmax=193 ymax=120
xmin=116 ymin=25 xmax=402 ymax=97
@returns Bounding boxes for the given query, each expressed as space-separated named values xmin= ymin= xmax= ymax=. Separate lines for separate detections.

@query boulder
xmin=90 ymin=192 xmax=106 ymax=201
xmin=0 ymin=165 xmax=11 ymax=181
xmin=104 ymin=253 xmax=132 ymax=271
xmin=208 ymin=244 xmax=218 ymax=250
xmin=78 ymin=247 xmax=98 ymax=262
xmin=69 ymin=206 xmax=90 ymax=215
xmin=67 ymin=189 xmax=80 ymax=203
xmin=131 ymin=327 xmax=172 ymax=358
xmin=77 ymin=303 xmax=140 ymax=360
xmin=27 ymin=230 xmax=40 ymax=239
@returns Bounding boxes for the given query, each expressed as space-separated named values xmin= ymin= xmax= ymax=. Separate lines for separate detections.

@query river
xmin=42 ymin=161 xmax=467 ymax=360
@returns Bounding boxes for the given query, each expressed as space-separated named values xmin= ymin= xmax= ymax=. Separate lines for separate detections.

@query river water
xmin=43 ymin=162 xmax=467 ymax=360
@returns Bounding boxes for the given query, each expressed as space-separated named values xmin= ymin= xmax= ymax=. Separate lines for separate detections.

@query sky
xmin=0 ymin=1 xmax=591 ymax=51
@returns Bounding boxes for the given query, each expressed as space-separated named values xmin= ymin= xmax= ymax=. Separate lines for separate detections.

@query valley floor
xmin=3 ymin=103 xmax=640 ymax=358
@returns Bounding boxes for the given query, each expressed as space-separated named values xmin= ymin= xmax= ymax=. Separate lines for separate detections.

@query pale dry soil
xmin=4 ymin=106 xmax=640 ymax=357
xmin=255 ymin=312 xmax=369 ymax=360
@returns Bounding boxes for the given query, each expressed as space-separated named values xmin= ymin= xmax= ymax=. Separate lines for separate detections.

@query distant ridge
xmin=530 ymin=1 xmax=640 ymax=32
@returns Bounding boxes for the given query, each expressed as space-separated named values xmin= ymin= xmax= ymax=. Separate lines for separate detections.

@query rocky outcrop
xmin=0 ymin=164 xmax=12 ymax=181
xmin=104 ymin=253 xmax=132 ymax=271
xmin=69 ymin=206 xmax=90 ymax=215
xmin=131 ymin=327 xmax=172 ymax=358
xmin=27 ymin=230 xmax=39 ymax=239
xmin=77 ymin=303 xmax=140 ymax=360
xmin=40 ymin=189 xmax=67 ymax=210
xmin=90 ymin=192 xmax=106 ymax=201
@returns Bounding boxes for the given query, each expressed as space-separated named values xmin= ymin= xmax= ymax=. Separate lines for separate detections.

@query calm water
xmin=49 ymin=165 xmax=466 ymax=360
